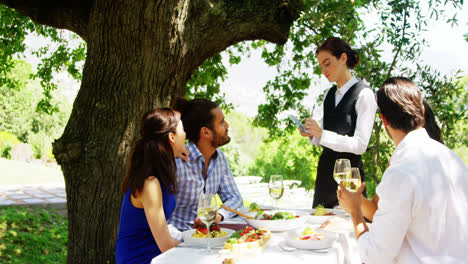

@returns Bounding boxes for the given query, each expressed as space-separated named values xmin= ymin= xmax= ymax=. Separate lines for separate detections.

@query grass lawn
xmin=0 ymin=159 xmax=64 ymax=185
xmin=0 ymin=207 xmax=67 ymax=263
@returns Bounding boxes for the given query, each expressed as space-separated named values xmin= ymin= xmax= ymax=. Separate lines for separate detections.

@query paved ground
xmin=234 ymin=177 xmax=315 ymax=210
xmin=0 ymin=175 xmax=314 ymax=211
xmin=0 ymin=183 xmax=66 ymax=210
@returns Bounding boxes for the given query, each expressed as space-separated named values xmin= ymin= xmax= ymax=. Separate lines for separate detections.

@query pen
xmin=311 ymin=104 xmax=316 ymax=119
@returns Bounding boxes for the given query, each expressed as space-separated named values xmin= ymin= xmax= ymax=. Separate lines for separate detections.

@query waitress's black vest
xmin=323 ymin=81 xmax=366 ymax=157
xmin=312 ymin=80 xmax=367 ymax=208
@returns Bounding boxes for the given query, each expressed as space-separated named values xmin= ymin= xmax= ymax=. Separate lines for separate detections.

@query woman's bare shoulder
xmin=143 ymin=176 xmax=161 ymax=190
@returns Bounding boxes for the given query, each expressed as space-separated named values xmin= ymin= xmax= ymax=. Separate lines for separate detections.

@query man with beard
xmin=168 ymin=98 xmax=243 ymax=231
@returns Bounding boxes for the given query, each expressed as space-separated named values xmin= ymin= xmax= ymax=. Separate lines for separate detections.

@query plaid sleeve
xmin=215 ymin=151 xmax=243 ymax=219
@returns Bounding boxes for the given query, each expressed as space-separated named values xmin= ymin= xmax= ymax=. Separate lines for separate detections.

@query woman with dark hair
xmin=299 ymin=37 xmax=377 ymax=208
xmin=116 ymin=108 xmax=187 ymax=264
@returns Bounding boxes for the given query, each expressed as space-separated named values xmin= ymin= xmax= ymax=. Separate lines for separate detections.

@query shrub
xmin=247 ymin=132 xmax=321 ymax=190
xmin=29 ymin=132 xmax=53 ymax=160
xmin=0 ymin=131 xmax=21 ymax=159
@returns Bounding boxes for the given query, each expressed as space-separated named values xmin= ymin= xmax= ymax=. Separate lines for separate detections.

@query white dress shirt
xmin=311 ymin=77 xmax=377 ymax=155
xmin=358 ymin=128 xmax=468 ymax=264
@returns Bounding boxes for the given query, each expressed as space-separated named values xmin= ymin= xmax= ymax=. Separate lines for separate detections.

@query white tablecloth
xmin=152 ymin=210 xmax=362 ymax=264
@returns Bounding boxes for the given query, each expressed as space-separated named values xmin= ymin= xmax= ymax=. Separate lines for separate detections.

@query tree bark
xmin=0 ymin=0 xmax=303 ymax=263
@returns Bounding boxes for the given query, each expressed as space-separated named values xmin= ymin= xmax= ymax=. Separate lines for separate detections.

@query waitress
xmin=300 ymin=37 xmax=377 ymax=208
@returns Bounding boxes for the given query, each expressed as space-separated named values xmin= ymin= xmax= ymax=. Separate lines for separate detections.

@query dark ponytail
xmin=120 ymin=108 xmax=180 ymax=195
xmin=316 ymin=37 xmax=360 ymax=69
xmin=423 ymin=100 xmax=444 ymax=144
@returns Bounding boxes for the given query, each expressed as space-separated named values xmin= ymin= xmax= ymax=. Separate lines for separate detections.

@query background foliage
xmin=190 ymin=0 xmax=468 ymax=196
xmin=0 ymin=60 xmax=71 ymax=159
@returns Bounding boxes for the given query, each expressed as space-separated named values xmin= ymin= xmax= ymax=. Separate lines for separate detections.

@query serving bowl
xmin=243 ymin=210 xmax=308 ymax=232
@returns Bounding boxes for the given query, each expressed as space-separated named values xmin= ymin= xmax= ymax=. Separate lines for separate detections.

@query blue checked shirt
xmin=168 ymin=142 xmax=243 ymax=231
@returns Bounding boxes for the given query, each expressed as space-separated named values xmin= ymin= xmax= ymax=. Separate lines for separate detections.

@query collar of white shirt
xmin=390 ymin=128 xmax=429 ymax=164
xmin=336 ymin=76 xmax=359 ymax=96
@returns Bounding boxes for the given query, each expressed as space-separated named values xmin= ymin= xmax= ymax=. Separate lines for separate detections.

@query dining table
xmin=151 ymin=208 xmax=362 ymax=264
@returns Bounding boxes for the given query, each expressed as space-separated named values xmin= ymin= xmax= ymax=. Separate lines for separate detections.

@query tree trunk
xmin=46 ymin=1 xmax=302 ymax=263
xmin=53 ymin=4 xmax=188 ymax=263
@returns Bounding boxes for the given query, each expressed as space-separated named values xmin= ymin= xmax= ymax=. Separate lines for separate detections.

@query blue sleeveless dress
xmin=116 ymin=181 xmax=176 ymax=264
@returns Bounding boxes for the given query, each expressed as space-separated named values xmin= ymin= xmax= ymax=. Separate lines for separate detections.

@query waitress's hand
xmin=305 ymin=119 xmax=322 ymax=139
xmin=298 ymin=117 xmax=313 ymax=138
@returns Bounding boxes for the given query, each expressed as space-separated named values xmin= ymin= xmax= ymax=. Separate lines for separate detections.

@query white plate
xmin=244 ymin=210 xmax=308 ymax=232
xmin=286 ymin=228 xmax=338 ymax=250
xmin=307 ymin=209 xmax=347 ymax=224
xmin=182 ymin=228 xmax=235 ymax=247
xmin=237 ymin=205 xmax=274 ymax=214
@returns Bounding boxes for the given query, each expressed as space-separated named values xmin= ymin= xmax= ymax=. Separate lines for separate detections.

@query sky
xmin=21 ymin=3 xmax=468 ymax=118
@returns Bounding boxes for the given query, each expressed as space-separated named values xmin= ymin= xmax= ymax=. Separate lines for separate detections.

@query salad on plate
xmin=255 ymin=210 xmax=299 ymax=220
xmin=286 ymin=226 xmax=338 ymax=250
xmin=244 ymin=210 xmax=307 ymax=232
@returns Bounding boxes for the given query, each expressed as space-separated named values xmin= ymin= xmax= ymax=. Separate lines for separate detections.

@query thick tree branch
xmin=185 ymin=0 xmax=303 ymax=68
xmin=0 ymin=0 xmax=91 ymax=41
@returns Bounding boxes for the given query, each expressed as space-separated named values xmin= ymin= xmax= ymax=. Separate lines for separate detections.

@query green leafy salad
xmin=312 ymin=204 xmax=335 ymax=216
xmin=255 ymin=211 xmax=298 ymax=220
xmin=248 ymin=202 xmax=262 ymax=212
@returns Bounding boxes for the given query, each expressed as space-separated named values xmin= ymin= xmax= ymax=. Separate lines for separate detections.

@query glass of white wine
xmin=343 ymin=167 xmax=362 ymax=192
xmin=269 ymin=175 xmax=284 ymax=210
xmin=197 ymin=193 xmax=218 ymax=252
xmin=334 ymin=159 xmax=351 ymax=184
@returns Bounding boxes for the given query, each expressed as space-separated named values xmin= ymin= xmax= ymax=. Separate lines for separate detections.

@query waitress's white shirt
xmin=310 ymin=77 xmax=377 ymax=155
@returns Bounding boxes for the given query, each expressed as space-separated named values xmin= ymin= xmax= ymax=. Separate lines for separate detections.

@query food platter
xmin=182 ymin=228 xmax=235 ymax=247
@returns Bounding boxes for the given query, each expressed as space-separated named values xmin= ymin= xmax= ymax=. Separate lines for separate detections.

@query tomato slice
xmin=243 ymin=227 xmax=254 ymax=233
xmin=210 ymin=224 xmax=220 ymax=232
xmin=197 ymin=228 xmax=207 ymax=234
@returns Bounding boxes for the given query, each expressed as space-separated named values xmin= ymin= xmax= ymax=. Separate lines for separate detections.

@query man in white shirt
xmin=338 ymin=77 xmax=468 ymax=263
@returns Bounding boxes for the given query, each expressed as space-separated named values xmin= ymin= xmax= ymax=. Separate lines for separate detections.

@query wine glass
xmin=344 ymin=167 xmax=362 ymax=192
xmin=269 ymin=175 xmax=284 ymax=210
xmin=197 ymin=193 xmax=218 ymax=252
xmin=333 ymin=159 xmax=351 ymax=184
